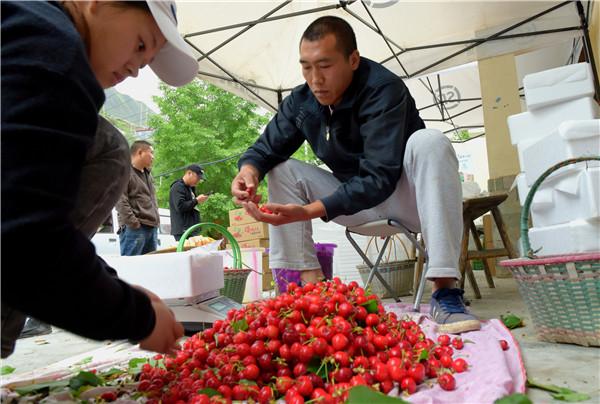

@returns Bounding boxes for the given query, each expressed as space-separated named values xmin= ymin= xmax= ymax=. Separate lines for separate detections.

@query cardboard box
xmin=262 ymin=254 xmax=273 ymax=291
xmin=238 ymin=238 xmax=270 ymax=249
xmin=229 ymin=208 xmax=255 ymax=226
xmin=228 ymin=222 xmax=269 ymax=242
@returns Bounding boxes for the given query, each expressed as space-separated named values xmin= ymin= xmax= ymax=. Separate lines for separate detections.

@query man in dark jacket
xmin=169 ymin=164 xmax=209 ymax=241
xmin=231 ymin=16 xmax=479 ymax=334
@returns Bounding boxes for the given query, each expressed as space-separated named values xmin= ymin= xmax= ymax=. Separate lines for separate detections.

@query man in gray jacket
xmin=116 ymin=140 xmax=160 ymax=256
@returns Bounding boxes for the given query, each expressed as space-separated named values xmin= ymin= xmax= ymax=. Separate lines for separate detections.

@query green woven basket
xmin=500 ymin=157 xmax=600 ymax=347
xmin=177 ymin=223 xmax=250 ymax=304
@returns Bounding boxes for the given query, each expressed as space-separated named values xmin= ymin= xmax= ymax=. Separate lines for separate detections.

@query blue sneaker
xmin=430 ymin=288 xmax=481 ymax=334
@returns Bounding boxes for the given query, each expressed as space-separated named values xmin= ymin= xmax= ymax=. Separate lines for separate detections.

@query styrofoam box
xmin=105 ymin=250 xmax=224 ymax=300
xmin=528 ymin=218 xmax=600 ymax=256
xmin=523 ymin=63 xmax=594 ymax=110
xmin=508 ymin=97 xmax=598 ymax=145
xmin=517 ymin=167 xmax=600 ymax=227
xmin=519 ymin=119 xmax=600 ymax=186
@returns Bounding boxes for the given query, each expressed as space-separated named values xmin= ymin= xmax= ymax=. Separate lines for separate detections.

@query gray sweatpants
xmin=267 ymin=128 xmax=463 ymax=280
xmin=1 ymin=116 xmax=130 ymax=358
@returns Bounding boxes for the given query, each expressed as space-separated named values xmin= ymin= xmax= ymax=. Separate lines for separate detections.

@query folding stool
xmin=345 ymin=219 xmax=429 ymax=311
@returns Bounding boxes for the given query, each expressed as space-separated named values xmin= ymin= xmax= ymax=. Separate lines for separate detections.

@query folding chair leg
xmin=346 ymin=230 xmax=400 ymax=302
xmin=413 ymin=260 xmax=429 ymax=312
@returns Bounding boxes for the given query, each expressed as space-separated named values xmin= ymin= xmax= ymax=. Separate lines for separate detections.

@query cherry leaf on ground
xmin=347 ymin=385 xmax=409 ymax=404
xmin=500 ymin=313 xmax=523 ymax=329
xmin=494 ymin=393 xmax=533 ymax=404
xmin=1 ymin=366 xmax=15 ymax=375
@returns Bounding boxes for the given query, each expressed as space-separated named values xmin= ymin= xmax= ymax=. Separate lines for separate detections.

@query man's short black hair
xmin=301 ymin=16 xmax=357 ymax=57
xmin=130 ymin=140 xmax=152 ymax=155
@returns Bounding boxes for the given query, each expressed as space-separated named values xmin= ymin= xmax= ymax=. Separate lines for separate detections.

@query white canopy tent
xmin=175 ymin=0 xmax=597 ymax=138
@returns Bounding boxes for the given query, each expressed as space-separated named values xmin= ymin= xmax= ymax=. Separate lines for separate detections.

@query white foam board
xmin=519 ymin=167 xmax=600 ymax=227
xmin=528 ymin=218 xmax=600 ymax=256
xmin=519 ymin=120 xmax=600 ymax=186
xmin=508 ymin=97 xmax=598 ymax=145
xmin=105 ymin=249 xmax=224 ymax=300
xmin=559 ymin=119 xmax=600 ymax=157
xmin=523 ymin=63 xmax=594 ymax=110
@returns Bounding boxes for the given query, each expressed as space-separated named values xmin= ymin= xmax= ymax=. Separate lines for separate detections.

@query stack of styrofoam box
xmin=508 ymin=62 xmax=600 ymax=256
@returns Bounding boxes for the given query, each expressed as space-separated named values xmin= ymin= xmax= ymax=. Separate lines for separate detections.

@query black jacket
xmin=1 ymin=1 xmax=154 ymax=342
xmin=169 ymin=179 xmax=200 ymax=236
xmin=238 ymin=57 xmax=425 ymax=221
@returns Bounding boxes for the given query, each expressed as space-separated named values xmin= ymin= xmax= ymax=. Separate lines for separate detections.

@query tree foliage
xmin=149 ymin=80 xmax=325 ymax=234
xmin=149 ymin=81 xmax=271 ymax=228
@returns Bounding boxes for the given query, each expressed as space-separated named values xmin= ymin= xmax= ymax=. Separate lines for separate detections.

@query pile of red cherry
xmin=136 ymin=278 xmax=497 ymax=403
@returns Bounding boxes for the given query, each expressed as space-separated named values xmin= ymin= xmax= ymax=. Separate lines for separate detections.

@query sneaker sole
xmin=438 ymin=320 xmax=481 ymax=334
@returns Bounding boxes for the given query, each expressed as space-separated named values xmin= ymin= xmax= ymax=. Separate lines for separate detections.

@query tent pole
xmin=576 ymin=1 xmax=600 ymax=102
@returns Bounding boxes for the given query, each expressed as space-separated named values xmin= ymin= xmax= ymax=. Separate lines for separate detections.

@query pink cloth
xmin=384 ymin=303 xmax=527 ymax=404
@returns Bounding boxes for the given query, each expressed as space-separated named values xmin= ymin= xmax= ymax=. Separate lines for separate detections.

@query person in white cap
xmin=1 ymin=1 xmax=197 ymax=358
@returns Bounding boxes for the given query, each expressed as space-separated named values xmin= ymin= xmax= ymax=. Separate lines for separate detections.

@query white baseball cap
xmin=146 ymin=0 xmax=197 ymax=87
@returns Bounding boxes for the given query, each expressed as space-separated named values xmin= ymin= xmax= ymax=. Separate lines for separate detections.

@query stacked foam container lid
xmin=507 ymin=62 xmax=599 ymax=256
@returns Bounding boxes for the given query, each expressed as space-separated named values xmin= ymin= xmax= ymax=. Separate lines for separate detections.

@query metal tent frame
xmin=180 ymin=0 xmax=597 ymax=140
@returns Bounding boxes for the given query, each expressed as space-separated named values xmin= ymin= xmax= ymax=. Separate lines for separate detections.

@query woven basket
xmin=500 ymin=157 xmax=600 ymax=347
xmin=177 ymin=223 xmax=250 ymax=304
xmin=356 ymin=235 xmax=416 ymax=298
xmin=221 ymin=269 xmax=252 ymax=303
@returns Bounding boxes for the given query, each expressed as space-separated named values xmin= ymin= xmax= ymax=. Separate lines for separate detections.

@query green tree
xmin=452 ymin=129 xmax=471 ymax=142
xmin=149 ymin=81 xmax=270 ymax=230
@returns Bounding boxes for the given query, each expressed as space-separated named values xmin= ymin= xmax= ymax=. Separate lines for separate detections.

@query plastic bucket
xmin=270 ymin=243 xmax=337 ymax=293
xmin=272 ymin=268 xmax=303 ymax=294
xmin=314 ymin=243 xmax=337 ymax=280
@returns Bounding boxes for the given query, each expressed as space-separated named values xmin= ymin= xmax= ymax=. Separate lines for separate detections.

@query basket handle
xmin=368 ymin=234 xmax=411 ymax=263
xmin=520 ymin=156 xmax=600 ymax=257
xmin=177 ymin=222 xmax=242 ymax=269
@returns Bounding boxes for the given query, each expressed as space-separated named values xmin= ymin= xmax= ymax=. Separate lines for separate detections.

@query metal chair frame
xmin=345 ymin=219 xmax=429 ymax=311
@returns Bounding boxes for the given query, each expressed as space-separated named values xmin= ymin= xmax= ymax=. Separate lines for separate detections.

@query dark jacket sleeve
xmin=320 ymin=81 xmax=416 ymax=220
xmin=1 ymin=20 xmax=155 ymax=341
xmin=238 ymin=93 xmax=305 ymax=178
xmin=170 ymin=181 xmax=197 ymax=213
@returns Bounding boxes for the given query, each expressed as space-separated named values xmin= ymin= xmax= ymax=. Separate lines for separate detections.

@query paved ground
xmin=1 ymin=272 xmax=599 ymax=402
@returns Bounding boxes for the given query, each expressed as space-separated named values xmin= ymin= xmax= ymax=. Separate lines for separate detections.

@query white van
xmin=91 ymin=208 xmax=177 ymax=257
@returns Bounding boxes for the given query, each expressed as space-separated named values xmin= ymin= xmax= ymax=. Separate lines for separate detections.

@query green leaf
xmin=417 ymin=349 xmax=429 ymax=361
xmin=307 ymin=357 xmax=329 ymax=381
xmin=494 ymin=393 xmax=533 ymax=404
xmin=232 ymin=318 xmax=249 ymax=333
xmin=360 ymin=299 xmax=378 ymax=314
xmin=73 ymin=356 xmax=93 ymax=366
xmin=198 ymin=388 xmax=220 ymax=397
xmin=1 ymin=365 xmax=15 ymax=375
xmin=68 ymin=371 xmax=104 ymax=391
xmin=501 ymin=313 xmax=523 ymax=329
xmin=551 ymin=391 xmax=591 ymax=402
xmin=148 ymin=358 xmax=166 ymax=370
xmin=238 ymin=379 xmax=257 ymax=386
xmin=127 ymin=358 xmax=148 ymax=374
xmin=527 ymin=379 xmax=590 ymax=402
xmin=347 ymin=385 xmax=409 ymax=404
xmin=99 ymin=368 xmax=124 ymax=379
xmin=14 ymin=380 xmax=69 ymax=395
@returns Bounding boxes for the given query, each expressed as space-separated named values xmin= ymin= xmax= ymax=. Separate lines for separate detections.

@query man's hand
xmin=242 ymin=200 xmax=326 ymax=225
xmin=139 ymin=299 xmax=184 ymax=356
xmin=231 ymin=165 xmax=262 ymax=205
xmin=196 ymin=194 xmax=209 ymax=203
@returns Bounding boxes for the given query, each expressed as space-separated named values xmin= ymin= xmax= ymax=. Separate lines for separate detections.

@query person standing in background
xmin=116 ymin=140 xmax=160 ymax=255
xmin=169 ymin=164 xmax=210 ymax=241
